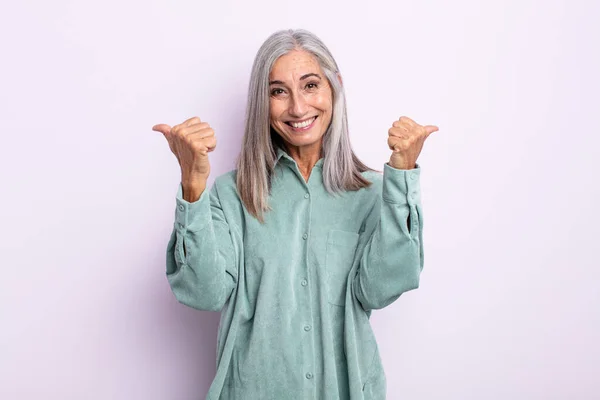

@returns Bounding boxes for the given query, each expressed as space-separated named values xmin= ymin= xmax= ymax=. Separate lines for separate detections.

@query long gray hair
xmin=236 ymin=29 xmax=376 ymax=223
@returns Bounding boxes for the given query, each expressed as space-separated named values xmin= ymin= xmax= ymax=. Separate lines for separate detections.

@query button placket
xmin=300 ymin=182 xmax=316 ymax=392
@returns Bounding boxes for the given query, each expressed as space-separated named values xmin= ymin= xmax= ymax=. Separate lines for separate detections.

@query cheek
xmin=320 ymin=98 xmax=333 ymax=129
xmin=314 ymin=94 xmax=333 ymax=116
xmin=269 ymin=102 xmax=282 ymax=122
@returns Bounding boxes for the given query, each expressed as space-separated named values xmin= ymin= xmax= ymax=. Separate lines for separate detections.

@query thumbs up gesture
xmin=387 ymin=116 xmax=439 ymax=170
xmin=152 ymin=116 xmax=216 ymax=186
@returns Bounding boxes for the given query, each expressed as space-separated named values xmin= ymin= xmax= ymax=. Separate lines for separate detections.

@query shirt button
xmin=306 ymin=372 xmax=313 ymax=379
xmin=302 ymin=233 xmax=308 ymax=240
xmin=301 ymin=279 xmax=308 ymax=286
xmin=304 ymin=193 xmax=310 ymax=199
xmin=179 ymin=223 xmax=184 ymax=229
xmin=179 ymin=205 xmax=185 ymax=211
xmin=304 ymin=325 xmax=311 ymax=331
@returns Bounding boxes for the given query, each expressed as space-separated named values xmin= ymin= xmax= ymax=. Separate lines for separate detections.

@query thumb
xmin=424 ymin=125 xmax=439 ymax=136
xmin=152 ymin=124 xmax=172 ymax=136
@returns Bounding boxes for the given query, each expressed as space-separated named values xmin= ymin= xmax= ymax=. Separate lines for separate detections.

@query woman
xmin=153 ymin=29 xmax=438 ymax=400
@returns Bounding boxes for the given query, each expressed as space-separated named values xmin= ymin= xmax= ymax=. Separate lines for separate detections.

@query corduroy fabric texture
xmin=165 ymin=146 xmax=424 ymax=400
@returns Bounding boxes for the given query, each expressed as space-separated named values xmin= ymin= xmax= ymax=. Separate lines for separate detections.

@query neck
xmin=282 ymin=139 xmax=323 ymax=180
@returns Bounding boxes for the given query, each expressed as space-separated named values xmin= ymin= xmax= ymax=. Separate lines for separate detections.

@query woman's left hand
xmin=387 ymin=116 xmax=439 ymax=170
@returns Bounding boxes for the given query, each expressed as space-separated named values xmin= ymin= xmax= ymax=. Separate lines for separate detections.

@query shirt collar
xmin=275 ymin=145 xmax=324 ymax=169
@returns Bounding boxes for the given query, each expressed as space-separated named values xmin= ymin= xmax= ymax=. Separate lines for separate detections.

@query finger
xmin=182 ymin=116 xmax=202 ymax=127
xmin=423 ymin=125 xmax=439 ymax=136
xmin=197 ymin=135 xmax=217 ymax=155
xmin=388 ymin=127 xmax=410 ymax=139
xmin=184 ymin=122 xmax=212 ymax=134
xmin=205 ymin=135 xmax=217 ymax=152
xmin=391 ymin=122 xmax=411 ymax=135
xmin=188 ymin=126 xmax=215 ymax=139
xmin=152 ymin=124 xmax=172 ymax=136
xmin=399 ymin=116 xmax=417 ymax=127
xmin=387 ymin=137 xmax=406 ymax=151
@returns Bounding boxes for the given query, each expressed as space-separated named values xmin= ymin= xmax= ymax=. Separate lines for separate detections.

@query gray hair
xmin=236 ymin=28 xmax=376 ymax=223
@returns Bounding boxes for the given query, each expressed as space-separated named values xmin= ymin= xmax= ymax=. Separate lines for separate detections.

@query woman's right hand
xmin=152 ymin=116 xmax=217 ymax=186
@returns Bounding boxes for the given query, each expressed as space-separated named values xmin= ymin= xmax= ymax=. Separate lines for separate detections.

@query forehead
xmin=269 ymin=50 xmax=322 ymax=81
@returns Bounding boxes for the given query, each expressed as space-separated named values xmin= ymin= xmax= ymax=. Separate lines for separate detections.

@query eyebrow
xmin=269 ymin=73 xmax=322 ymax=85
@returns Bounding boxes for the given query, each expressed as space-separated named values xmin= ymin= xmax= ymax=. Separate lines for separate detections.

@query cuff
xmin=382 ymin=162 xmax=421 ymax=206
xmin=175 ymin=183 xmax=212 ymax=233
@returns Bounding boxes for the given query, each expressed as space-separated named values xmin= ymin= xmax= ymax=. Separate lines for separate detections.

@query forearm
xmin=353 ymin=163 xmax=424 ymax=311
xmin=166 ymin=182 xmax=236 ymax=312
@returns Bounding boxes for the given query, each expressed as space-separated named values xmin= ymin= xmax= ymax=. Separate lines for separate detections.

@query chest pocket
xmin=325 ymin=229 xmax=360 ymax=306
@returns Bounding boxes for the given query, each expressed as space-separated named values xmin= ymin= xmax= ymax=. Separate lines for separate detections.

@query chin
xmin=284 ymin=130 xmax=324 ymax=146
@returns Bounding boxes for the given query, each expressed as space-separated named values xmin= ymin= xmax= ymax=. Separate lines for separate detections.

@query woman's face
xmin=269 ymin=50 xmax=333 ymax=154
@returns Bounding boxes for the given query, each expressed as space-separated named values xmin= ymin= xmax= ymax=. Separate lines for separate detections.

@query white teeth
xmin=290 ymin=117 xmax=315 ymax=128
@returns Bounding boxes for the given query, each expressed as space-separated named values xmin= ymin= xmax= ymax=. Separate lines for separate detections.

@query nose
xmin=288 ymin=91 xmax=308 ymax=118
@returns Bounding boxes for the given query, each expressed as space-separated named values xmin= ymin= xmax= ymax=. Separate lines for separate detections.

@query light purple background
xmin=1 ymin=0 xmax=599 ymax=399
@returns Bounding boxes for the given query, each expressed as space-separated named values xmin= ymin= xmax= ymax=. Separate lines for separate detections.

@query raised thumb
xmin=152 ymin=124 xmax=172 ymax=136
xmin=424 ymin=125 xmax=439 ymax=136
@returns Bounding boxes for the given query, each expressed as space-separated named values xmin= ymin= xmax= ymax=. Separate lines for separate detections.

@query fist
xmin=152 ymin=116 xmax=217 ymax=183
xmin=387 ymin=116 xmax=438 ymax=170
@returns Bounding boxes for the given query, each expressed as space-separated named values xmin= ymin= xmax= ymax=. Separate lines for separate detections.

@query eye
xmin=271 ymin=88 xmax=285 ymax=96
xmin=306 ymin=82 xmax=318 ymax=90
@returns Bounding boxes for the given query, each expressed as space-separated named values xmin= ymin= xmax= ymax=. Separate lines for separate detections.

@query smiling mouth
xmin=285 ymin=116 xmax=318 ymax=130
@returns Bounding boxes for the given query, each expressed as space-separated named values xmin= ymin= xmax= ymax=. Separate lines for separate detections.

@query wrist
xmin=387 ymin=160 xmax=416 ymax=170
xmin=181 ymin=180 xmax=206 ymax=203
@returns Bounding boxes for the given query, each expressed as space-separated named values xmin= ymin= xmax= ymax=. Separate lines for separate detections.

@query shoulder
xmin=211 ymin=169 xmax=240 ymax=204
xmin=360 ymin=168 xmax=384 ymax=192
xmin=339 ymin=168 xmax=383 ymax=209
xmin=213 ymin=169 xmax=237 ymax=196
xmin=214 ymin=169 xmax=237 ymax=186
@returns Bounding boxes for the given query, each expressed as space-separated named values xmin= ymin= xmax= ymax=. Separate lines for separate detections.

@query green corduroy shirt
xmin=165 ymin=145 xmax=424 ymax=400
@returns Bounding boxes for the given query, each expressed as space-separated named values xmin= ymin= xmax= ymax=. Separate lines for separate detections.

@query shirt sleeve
xmin=352 ymin=162 xmax=424 ymax=311
xmin=165 ymin=181 xmax=237 ymax=312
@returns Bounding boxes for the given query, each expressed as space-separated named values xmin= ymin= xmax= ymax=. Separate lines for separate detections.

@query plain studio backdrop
xmin=1 ymin=0 xmax=598 ymax=399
